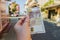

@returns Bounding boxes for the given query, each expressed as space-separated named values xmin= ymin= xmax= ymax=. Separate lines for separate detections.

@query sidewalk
xmin=44 ymin=19 xmax=56 ymax=23
xmin=44 ymin=18 xmax=60 ymax=27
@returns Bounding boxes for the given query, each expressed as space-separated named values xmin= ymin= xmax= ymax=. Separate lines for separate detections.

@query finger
xmin=16 ymin=17 xmax=26 ymax=25
xmin=20 ymin=17 xmax=26 ymax=25
xmin=25 ymin=15 xmax=30 ymax=23
xmin=25 ymin=15 xmax=30 ymax=26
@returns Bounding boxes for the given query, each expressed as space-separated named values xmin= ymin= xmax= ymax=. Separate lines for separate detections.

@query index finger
xmin=16 ymin=16 xmax=26 ymax=25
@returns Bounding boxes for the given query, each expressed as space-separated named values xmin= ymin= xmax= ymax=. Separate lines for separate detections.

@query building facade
xmin=44 ymin=4 xmax=60 ymax=21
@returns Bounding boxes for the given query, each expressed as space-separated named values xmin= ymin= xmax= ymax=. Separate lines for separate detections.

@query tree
xmin=41 ymin=0 xmax=54 ymax=12
xmin=43 ymin=0 xmax=54 ymax=7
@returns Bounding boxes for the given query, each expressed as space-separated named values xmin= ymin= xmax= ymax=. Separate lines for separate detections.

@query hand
xmin=14 ymin=15 xmax=32 ymax=40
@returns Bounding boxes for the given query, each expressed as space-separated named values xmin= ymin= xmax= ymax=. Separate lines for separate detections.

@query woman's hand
xmin=14 ymin=15 xmax=32 ymax=40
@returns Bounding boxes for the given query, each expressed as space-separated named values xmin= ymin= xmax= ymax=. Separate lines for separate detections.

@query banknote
xmin=29 ymin=7 xmax=46 ymax=34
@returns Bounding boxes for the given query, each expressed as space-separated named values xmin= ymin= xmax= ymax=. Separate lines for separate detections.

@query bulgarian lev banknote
xmin=29 ymin=7 xmax=46 ymax=34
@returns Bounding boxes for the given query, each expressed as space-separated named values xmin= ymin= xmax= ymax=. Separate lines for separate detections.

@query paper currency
xmin=29 ymin=7 xmax=46 ymax=34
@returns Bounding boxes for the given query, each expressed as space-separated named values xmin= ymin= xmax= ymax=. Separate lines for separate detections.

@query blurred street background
xmin=1 ymin=0 xmax=60 ymax=40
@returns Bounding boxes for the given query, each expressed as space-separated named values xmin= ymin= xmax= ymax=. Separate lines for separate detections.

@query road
xmin=32 ymin=21 xmax=60 ymax=40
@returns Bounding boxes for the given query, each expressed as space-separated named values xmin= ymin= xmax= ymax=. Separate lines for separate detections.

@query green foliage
xmin=43 ymin=0 xmax=54 ymax=7
xmin=44 ymin=2 xmax=49 ymax=7
xmin=41 ymin=0 xmax=54 ymax=12
xmin=41 ymin=7 xmax=45 ymax=12
xmin=6 ymin=0 xmax=11 ymax=1
xmin=9 ymin=2 xmax=17 ymax=13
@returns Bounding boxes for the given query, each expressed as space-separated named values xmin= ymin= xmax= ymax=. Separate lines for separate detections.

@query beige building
xmin=25 ymin=0 xmax=40 ymax=13
xmin=43 ymin=3 xmax=60 ymax=21
xmin=26 ymin=0 xmax=39 ymax=7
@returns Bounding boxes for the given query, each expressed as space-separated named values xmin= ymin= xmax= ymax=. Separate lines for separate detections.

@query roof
xmin=43 ymin=3 xmax=60 ymax=9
